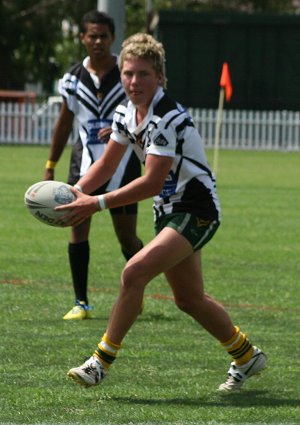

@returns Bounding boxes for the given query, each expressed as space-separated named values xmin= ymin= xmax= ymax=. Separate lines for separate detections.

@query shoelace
xmin=75 ymin=300 xmax=93 ymax=311
xmin=82 ymin=365 xmax=97 ymax=375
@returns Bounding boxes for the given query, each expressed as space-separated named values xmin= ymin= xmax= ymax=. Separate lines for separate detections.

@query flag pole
xmin=212 ymin=87 xmax=225 ymax=175
xmin=213 ymin=62 xmax=232 ymax=176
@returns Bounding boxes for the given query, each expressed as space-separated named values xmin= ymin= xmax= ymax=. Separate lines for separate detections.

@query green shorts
xmin=155 ymin=213 xmax=220 ymax=251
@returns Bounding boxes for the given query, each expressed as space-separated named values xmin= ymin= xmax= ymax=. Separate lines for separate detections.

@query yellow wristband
xmin=45 ymin=160 xmax=57 ymax=170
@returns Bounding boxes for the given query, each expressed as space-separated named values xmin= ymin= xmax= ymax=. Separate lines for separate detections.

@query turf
xmin=0 ymin=145 xmax=300 ymax=424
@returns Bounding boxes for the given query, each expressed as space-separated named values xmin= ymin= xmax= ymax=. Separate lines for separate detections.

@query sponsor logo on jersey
xmin=153 ymin=133 xmax=168 ymax=146
xmin=87 ymin=119 xmax=112 ymax=144
xmin=159 ymin=171 xmax=177 ymax=198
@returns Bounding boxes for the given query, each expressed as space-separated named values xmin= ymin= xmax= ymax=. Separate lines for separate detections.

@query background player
xmin=44 ymin=10 xmax=143 ymax=320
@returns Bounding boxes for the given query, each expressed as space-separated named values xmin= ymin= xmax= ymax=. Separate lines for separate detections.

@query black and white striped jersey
xmin=110 ymin=87 xmax=221 ymax=221
xmin=59 ymin=56 xmax=138 ymax=191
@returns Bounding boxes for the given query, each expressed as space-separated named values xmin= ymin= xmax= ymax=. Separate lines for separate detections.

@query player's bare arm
xmin=44 ymin=103 xmax=74 ymax=180
xmin=76 ymin=139 xmax=128 ymax=194
xmin=97 ymin=126 xmax=112 ymax=143
xmin=105 ymin=154 xmax=173 ymax=208
xmin=55 ymin=154 xmax=173 ymax=226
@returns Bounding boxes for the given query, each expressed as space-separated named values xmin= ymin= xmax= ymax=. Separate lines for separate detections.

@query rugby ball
xmin=24 ymin=181 xmax=76 ymax=227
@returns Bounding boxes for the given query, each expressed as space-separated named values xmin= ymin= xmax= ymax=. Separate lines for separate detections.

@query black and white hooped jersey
xmin=59 ymin=56 xmax=135 ymax=191
xmin=110 ymin=87 xmax=221 ymax=221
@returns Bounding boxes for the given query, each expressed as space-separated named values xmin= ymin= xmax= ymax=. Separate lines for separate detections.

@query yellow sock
xmin=94 ymin=333 xmax=122 ymax=370
xmin=221 ymin=326 xmax=254 ymax=365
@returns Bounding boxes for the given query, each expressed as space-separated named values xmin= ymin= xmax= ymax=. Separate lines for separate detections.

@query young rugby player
xmin=57 ymin=33 xmax=266 ymax=391
xmin=44 ymin=11 xmax=143 ymax=319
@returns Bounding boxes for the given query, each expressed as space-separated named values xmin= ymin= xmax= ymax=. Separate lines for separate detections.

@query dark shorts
xmin=68 ymin=139 xmax=141 ymax=215
xmin=155 ymin=213 xmax=220 ymax=251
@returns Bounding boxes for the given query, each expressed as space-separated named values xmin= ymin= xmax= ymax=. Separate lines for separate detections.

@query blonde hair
xmin=119 ymin=33 xmax=167 ymax=88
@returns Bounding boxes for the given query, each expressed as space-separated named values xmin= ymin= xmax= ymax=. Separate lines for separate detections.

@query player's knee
xmin=121 ymin=259 xmax=149 ymax=291
xmin=174 ymin=296 xmax=198 ymax=314
xmin=118 ymin=232 xmax=139 ymax=250
xmin=118 ymin=234 xmax=143 ymax=261
xmin=174 ymin=297 xmax=190 ymax=313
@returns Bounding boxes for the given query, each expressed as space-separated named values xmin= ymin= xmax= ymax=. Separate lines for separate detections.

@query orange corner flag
xmin=220 ymin=62 xmax=232 ymax=102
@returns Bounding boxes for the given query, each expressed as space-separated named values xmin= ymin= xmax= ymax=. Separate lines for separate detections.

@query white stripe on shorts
xmin=177 ymin=213 xmax=192 ymax=233
xmin=193 ymin=220 xmax=218 ymax=251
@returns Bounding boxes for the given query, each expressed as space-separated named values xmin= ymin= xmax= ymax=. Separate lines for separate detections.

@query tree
xmin=0 ymin=0 xmax=297 ymax=95
xmin=0 ymin=0 xmax=96 ymax=94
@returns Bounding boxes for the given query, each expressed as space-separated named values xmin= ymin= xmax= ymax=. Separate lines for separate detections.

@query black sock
xmin=68 ymin=241 xmax=90 ymax=304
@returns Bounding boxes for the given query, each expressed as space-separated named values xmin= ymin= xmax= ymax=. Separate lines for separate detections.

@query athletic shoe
xmin=67 ymin=356 xmax=107 ymax=387
xmin=218 ymin=346 xmax=267 ymax=391
xmin=63 ymin=300 xmax=92 ymax=320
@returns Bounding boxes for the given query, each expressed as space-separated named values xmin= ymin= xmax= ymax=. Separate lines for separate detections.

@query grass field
xmin=1 ymin=145 xmax=300 ymax=425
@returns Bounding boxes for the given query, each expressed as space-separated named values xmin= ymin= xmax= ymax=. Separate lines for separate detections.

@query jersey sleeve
xmin=146 ymin=120 xmax=176 ymax=158
xmin=58 ymin=73 xmax=79 ymax=115
xmin=110 ymin=129 xmax=130 ymax=146
xmin=110 ymin=105 xmax=130 ymax=146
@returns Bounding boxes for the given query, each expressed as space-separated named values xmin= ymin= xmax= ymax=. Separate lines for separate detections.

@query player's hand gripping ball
xmin=24 ymin=181 xmax=76 ymax=227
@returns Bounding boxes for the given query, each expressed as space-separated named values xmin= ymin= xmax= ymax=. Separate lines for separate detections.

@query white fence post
xmin=0 ymin=100 xmax=78 ymax=145
xmin=190 ymin=107 xmax=300 ymax=151
xmin=0 ymin=101 xmax=299 ymax=151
